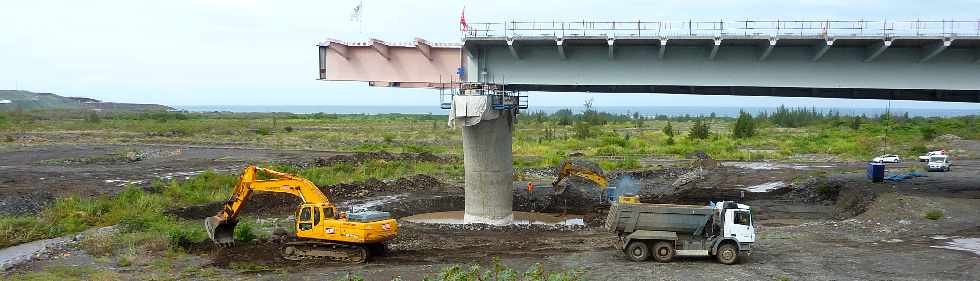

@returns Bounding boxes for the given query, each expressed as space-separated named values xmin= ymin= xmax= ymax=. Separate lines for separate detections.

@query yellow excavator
xmin=204 ymin=165 xmax=398 ymax=263
xmin=552 ymin=159 xmax=639 ymax=204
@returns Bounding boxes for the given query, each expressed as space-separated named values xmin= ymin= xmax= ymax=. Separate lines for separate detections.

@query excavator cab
xmin=295 ymin=203 xmax=334 ymax=233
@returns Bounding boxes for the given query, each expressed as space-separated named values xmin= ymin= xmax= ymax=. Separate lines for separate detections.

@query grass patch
xmin=0 ymin=185 xmax=207 ymax=250
xmin=924 ymin=210 xmax=944 ymax=220
xmin=3 ymin=265 xmax=121 ymax=281
xmin=419 ymin=259 xmax=584 ymax=281
xmin=229 ymin=261 xmax=277 ymax=273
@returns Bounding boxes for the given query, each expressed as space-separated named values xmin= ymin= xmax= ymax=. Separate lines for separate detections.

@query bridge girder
xmin=317 ymin=35 xmax=980 ymax=103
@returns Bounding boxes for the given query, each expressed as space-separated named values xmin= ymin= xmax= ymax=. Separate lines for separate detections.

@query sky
xmin=1 ymin=0 xmax=979 ymax=109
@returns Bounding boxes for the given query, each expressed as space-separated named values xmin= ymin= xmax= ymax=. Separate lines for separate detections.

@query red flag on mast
xmin=459 ymin=7 xmax=469 ymax=31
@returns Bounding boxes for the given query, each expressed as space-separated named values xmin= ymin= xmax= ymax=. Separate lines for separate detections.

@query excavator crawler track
xmin=280 ymin=240 xmax=370 ymax=264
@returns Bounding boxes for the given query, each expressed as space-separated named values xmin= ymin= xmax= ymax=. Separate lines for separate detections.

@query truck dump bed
xmin=605 ymin=203 xmax=715 ymax=234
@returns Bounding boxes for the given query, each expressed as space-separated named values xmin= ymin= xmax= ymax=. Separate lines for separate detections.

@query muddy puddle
xmin=930 ymin=236 xmax=980 ymax=256
xmin=744 ymin=181 xmax=787 ymax=192
xmin=402 ymin=211 xmax=585 ymax=226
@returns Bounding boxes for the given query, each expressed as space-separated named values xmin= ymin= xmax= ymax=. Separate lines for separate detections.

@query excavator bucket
xmin=204 ymin=216 xmax=237 ymax=245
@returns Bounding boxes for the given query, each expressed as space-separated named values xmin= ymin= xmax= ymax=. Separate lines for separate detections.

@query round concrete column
xmin=461 ymin=112 xmax=513 ymax=225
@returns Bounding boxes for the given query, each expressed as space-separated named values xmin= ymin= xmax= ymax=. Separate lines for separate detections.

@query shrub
xmin=910 ymin=144 xmax=928 ymax=155
xmin=382 ymin=134 xmax=396 ymax=143
xmin=573 ymin=122 xmax=593 ymax=139
xmin=732 ymin=111 xmax=756 ymax=139
xmin=850 ymin=116 xmax=862 ymax=129
xmin=255 ymin=128 xmax=271 ymax=135
xmin=166 ymin=226 xmax=198 ymax=249
xmin=284 ymin=126 xmax=294 ymax=133
xmin=235 ymin=222 xmax=257 ymax=242
xmin=687 ymin=118 xmax=711 ymax=140
xmin=662 ymin=120 xmax=675 ymax=138
xmin=84 ymin=112 xmax=101 ymax=123
xmin=920 ymin=126 xmax=937 ymax=141
xmin=924 ymin=210 xmax=943 ymax=220
xmin=555 ymin=109 xmax=574 ymax=126
xmin=79 ymin=233 xmax=116 ymax=257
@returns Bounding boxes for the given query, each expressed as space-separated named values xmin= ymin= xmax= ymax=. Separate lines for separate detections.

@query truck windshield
xmin=930 ymin=157 xmax=946 ymax=162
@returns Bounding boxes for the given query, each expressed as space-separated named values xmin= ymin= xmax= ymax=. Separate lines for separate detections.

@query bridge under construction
xmin=317 ymin=19 xmax=980 ymax=224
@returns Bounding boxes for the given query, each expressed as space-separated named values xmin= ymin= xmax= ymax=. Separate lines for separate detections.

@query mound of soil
xmin=166 ymin=193 xmax=302 ymax=219
xmin=324 ymin=174 xmax=445 ymax=201
xmin=166 ymin=174 xmax=449 ymax=220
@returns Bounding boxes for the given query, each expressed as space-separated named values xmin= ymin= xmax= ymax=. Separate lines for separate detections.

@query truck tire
xmin=716 ymin=243 xmax=739 ymax=265
xmin=651 ymin=241 xmax=674 ymax=263
xmin=625 ymin=241 xmax=650 ymax=262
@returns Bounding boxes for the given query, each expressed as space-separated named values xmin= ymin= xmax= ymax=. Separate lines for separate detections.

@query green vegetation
xmin=687 ymin=118 xmax=712 ymax=140
xmin=423 ymin=262 xmax=582 ymax=281
xmin=0 ymin=157 xmax=462 ymax=249
xmin=327 ymin=258 xmax=583 ymax=281
xmin=3 ymin=265 xmax=121 ymax=281
xmin=924 ymin=209 xmax=944 ymax=220
xmin=732 ymin=111 xmax=756 ymax=139
xmin=1 ymin=105 xmax=976 ymax=166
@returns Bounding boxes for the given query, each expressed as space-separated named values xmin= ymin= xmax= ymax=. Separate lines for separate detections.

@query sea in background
xmin=175 ymin=105 xmax=978 ymax=118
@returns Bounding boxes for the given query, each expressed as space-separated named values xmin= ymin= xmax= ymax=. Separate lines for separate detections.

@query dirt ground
xmin=3 ymin=143 xmax=980 ymax=280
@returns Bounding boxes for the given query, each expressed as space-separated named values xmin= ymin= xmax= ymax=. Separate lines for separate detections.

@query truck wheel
xmin=716 ymin=243 xmax=739 ymax=265
xmin=625 ymin=241 xmax=650 ymax=262
xmin=651 ymin=241 xmax=674 ymax=263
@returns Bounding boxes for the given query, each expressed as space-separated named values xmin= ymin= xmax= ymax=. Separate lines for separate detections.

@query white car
xmin=927 ymin=155 xmax=952 ymax=172
xmin=872 ymin=154 xmax=901 ymax=163
xmin=918 ymin=150 xmax=945 ymax=162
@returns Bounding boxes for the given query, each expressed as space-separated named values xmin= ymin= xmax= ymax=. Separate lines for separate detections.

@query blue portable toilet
xmin=867 ymin=163 xmax=885 ymax=183
xmin=605 ymin=186 xmax=617 ymax=202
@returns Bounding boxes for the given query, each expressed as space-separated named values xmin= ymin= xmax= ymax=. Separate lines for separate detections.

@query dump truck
xmin=605 ymin=201 xmax=754 ymax=264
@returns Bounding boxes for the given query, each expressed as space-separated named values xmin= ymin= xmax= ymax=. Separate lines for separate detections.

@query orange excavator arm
xmin=205 ymin=165 xmax=332 ymax=244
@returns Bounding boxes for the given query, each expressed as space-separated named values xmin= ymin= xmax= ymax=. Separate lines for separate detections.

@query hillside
xmin=0 ymin=90 xmax=172 ymax=111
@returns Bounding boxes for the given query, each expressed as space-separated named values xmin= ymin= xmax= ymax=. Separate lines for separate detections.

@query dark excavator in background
xmin=552 ymin=159 xmax=639 ymax=204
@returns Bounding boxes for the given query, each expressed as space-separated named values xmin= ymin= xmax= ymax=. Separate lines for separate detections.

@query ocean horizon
xmin=174 ymin=105 xmax=978 ymax=118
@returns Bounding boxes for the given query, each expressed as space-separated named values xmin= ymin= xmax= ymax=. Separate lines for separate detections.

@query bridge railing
xmin=464 ymin=20 xmax=980 ymax=38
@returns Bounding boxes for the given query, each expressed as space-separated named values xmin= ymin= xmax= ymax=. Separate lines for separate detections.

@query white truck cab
xmin=722 ymin=203 xmax=755 ymax=245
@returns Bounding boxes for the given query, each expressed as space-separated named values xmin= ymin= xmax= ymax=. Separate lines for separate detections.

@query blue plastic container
xmin=605 ymin=187 xmax=617 ymax=202
xmin=867 ymin=163 xmax=885 ymax=183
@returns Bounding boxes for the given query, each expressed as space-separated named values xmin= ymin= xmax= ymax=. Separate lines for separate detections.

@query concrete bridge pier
xmin=451 ymin=95 xmax=515 ymax=225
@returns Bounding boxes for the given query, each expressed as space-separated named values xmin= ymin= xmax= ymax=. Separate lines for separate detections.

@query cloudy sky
xmin=1 ymin=0 xmax=979 ymax=109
